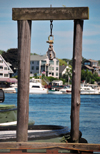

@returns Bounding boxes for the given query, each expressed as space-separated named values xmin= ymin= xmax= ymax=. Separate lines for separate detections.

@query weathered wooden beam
xmin=17 ymin=20 xmax=31 ymax=141
xmin=71 ymin=19 xmax=83 ymax=142
xmin=0 ymin=142 xmax=99 ymax=152
xmin=12 ymin=7 xmax=89 ymax=20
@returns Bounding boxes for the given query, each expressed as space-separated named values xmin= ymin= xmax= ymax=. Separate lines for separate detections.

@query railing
xmin=43 ymin=77 xmax=50 ymax=85
xmin=0 ymin=142 xmax=99 ymax=153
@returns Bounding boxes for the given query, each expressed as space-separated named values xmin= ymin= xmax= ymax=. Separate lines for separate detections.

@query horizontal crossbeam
xmin=0 ymin=142 xmax=99 ymax=152
xmin=12 ymin=7 xmax=89 ymax=20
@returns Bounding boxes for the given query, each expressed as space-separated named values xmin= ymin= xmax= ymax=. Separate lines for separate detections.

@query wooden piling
xmin=71 ymin=19 xmax=83 ymax=143
xmin=17 ymin=20 xmax=31 ymax=142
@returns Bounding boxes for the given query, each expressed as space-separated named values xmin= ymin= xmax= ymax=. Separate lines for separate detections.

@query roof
xmin=0 ymin=78 xmax=17 ymax=83
xmin=84 ymin=65 xmax=94 ymax=70
xmin=30 ymin=55 xmax=47 ymax=61
xmin=87 ymin=59 xmax=98 ymax=63
xmin=0 ymin=55 xmax=13 ymax=74
xmin=59 ymin=65 xmax=67 ymax=73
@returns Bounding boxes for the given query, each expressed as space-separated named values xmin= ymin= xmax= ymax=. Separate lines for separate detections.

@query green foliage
xmin=59 ymin=78 xmax=66 ymax=84
xmin=46 ymin=76 xmax=58 ymax=82
xmin=58 ymin=59 xmax=67 ymax=66
xmin=0 ymin=50 xmax=5 ymax=55
xmin=62 ymin=67 xmax=72 ymax=84
xmin=81 ymin=69 xmax=100 ymax=83
xmin=2 ymin=48 xmax=18 ymax=70
xmin=98 ymin=60 xmax=100 ymax=66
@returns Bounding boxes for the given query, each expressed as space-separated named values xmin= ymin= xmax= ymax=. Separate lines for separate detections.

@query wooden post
xmin=71 ymin=19 xmax=83 ymax=143
xmin=17 ymin=20 xmax=31 ymax=142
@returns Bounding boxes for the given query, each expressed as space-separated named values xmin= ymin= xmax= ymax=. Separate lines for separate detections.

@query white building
xmin=0 ymin=55 xmax=13 ymax=78
xmin=59 ymin=65 xmax=71 ymax=77
xmin=30 ymin=54 xmax=59 ymax=78
xmin=30 ymin=42 xmax=59 ymax=78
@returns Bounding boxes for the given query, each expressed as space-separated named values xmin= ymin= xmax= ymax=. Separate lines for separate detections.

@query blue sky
xmin=0 ymin=0 xmax=100 ymax=60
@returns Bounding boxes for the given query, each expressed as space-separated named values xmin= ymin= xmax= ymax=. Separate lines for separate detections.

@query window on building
xmin=49 ymin=60 xmax=54 ymax=65
xmin=84 ymin=62 xmax=90 ymax=66
xmin=37 ymin=61 xmax=39 ymax=65
xmin=41 ymin=60 xmax=46 ymax=65
xmin=52 ymin=67 xmax=54 ymax=70
xmin=32 ymin=66 xmax=34 ymax=70
xmin=32 ymin=61 xmax=34 ymax=64
xmin=4 ymin=67 xmax=7 ymax=70
xmin=0 ymin=66 xmax=3 ymax=70
xmin=92 ymin=62 xmax=97 ymax=66
xmin=56 ymin=61 xmax=59 ymax=65
xmin=0 ymin=73 xmax=3 ymax=76
xmin=36 ymin=66 xmax=39 ymax=70
xmin=49 ymin=67 xmax=51 ymax=70
xmin=56 ymin=67 xmax=58 ymax=71
xmin=56 ymin=73 xmax=58 ymax=76
xmin=52 ymin=72 xmax=54 ymax=76
xmin=4 ymin=74 xmax=8 ymax=77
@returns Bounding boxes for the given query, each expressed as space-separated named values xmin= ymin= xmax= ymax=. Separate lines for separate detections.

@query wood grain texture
xmin=71 ymin=20 xmax=83 ymax=142
xmin=17 ymin=20 xmax=31 ymax=142
xmin=0 ymin=142 xmax=99 ymax=152
xmin=12 ymin=7 xmax=89 ymax=20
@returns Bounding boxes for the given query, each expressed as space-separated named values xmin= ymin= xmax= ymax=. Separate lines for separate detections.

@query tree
xmin=63 ymin=66 xmax=72 ymax=84
xmin=2 ymin=48 xmax=18 ymax=70
xmin=81 ymin=69 xmax=100 ymax=84
xmin=0 ymin=50 xmax=5 ymax=55
xmin=58 ymin=59 xmax=67 ymax=66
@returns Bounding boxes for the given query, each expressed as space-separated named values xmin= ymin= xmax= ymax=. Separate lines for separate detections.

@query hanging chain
xmin=50 ymin=20 xmax=53 ymax=36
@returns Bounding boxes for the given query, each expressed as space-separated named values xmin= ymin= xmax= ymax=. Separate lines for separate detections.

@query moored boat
xmin=29 ymin=82 xmax=48 ymax=94
xmin=48 ymin=89 xmax=63 ymax=94
xmin=80 ymin=85 xmax=100 ymax=94
xmin=60 ymin=86 xmax=72 ymax=94
xmin=2 ymin=87 xmax=16 ymax=93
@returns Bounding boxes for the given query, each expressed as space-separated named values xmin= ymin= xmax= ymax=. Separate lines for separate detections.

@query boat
xmin=48 ymin=89 xmax=63 ymax=94
xmin=0 ymin=105 xmax=69 ymax=142
xmin=60 ymin=86 xmax=72 ymax=94
xmin=2 ymin=87 xmax=16 ymax=93
xmin=0 ymin=124 xmax=69 ymax=141
xmin=29 ymin=82 xmax=48 ymax=94
xmin=10 ymin=83 xmax=17 ymax=89
xmin=80 ymin=85 xmax=100 ymax=94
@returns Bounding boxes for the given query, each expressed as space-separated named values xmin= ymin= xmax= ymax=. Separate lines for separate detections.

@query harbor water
xmin=2 ymin=93 xmax=100 ymax=144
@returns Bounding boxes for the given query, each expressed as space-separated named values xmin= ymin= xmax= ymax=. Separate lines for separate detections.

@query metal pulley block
xmin=48 ymin=44 xmax=53 ymax=51
xmin=46 ymin=35 xmax=54 ymax=44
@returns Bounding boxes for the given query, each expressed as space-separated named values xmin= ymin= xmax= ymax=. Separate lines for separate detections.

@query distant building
xmin=59 ymin=65 xmax=71 ymax=77
xmin=30 ymin=44 xmax=59 ymax=78
xmin=82 ymin=59 xmax=100 ymax=76
xmin=30 ymin=54 xmax=59 ymax=78
xmin=52 ymin=80 xmax=63 ymax=86
xmin=0 ymin=55 xmax=13 ymax=78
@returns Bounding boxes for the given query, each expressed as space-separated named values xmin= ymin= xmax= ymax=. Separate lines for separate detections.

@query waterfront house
xmin=30 ymin=54 xmax=59 ymax=78
xmin=82 ymin=59 xmax=100 ymax=76
xmin=59 ymin=65 xmax=71 ymax=77
xmin=0 ymin=54 xmax=13 ymax=78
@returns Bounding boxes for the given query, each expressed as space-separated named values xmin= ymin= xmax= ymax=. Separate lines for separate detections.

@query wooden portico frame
xmin=1 ymin=7 xmax=100 ymax=154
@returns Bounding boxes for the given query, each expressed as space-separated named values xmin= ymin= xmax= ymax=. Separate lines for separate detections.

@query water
xmin=2 ymin=93 xmax=100 ymax=144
